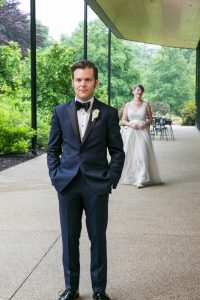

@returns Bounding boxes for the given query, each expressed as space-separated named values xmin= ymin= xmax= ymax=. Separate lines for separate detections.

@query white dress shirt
xmin=76 ymin=97 xmax=94 ymax=140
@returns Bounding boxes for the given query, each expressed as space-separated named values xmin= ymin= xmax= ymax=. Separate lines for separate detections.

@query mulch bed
xmin=0 ymin=150 xmax=46 ymax=172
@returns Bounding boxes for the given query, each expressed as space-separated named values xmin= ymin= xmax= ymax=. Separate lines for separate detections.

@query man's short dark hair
xmin=71 ymin=60 xmax=98 ymax=80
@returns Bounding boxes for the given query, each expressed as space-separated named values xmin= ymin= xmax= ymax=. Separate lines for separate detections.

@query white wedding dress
xmin=120 ymin=101 xmax=161 ymax=186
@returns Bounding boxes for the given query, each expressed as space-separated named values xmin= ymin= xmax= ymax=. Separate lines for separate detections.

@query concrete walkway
xmin=0 ymin=126 xmax=200 ymax=300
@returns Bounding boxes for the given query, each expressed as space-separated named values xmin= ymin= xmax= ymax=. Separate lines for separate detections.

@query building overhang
xmin=85 ymin=0 xmax=200 ymax=49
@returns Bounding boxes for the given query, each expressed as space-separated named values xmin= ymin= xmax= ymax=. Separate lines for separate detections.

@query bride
xmin=120 ymin=84 xmax=161 ymax=188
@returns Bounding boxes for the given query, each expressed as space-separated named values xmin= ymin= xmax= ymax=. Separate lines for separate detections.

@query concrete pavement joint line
xmin=8 ymin=234 xmax=61 ymax=300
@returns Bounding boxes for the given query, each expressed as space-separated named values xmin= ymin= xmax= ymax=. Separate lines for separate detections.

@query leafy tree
xmin=0 ymin=40 xmax=36 ymax=154
xmin=23 ymin=43 xmax=76 ymax=114
xmin=0 ymin=0 xmax=49 ymax=55
xmin=0 ymin=41 xmax=22 ymax=94
xmin=145 ymin=47 xmax=195 ymax=115
xmin=151 ymin=101 xmax=171 ymax=116
xmin=180 ymin=48 xmax=194 ymax=62
xmin=109 ymin=38 xmax=140 ymax=107
xmin=184 ymin=49 xmax=196 ymax=94
xmin=61 ymin=19 xmax=140 ymax=108
xmin=133 ymin=43 xmax=160 ymax=85
xmin=0 ymin=42 xmax=51 ymax=152
xmin=36 ymin=20 xmax=52 ymax=49
xmin=0 ymin=0 xmax=5 ymax=6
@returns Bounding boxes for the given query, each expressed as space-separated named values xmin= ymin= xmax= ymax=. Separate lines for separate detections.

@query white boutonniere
xmin=92 ymin=109 xmax=100 ymax=122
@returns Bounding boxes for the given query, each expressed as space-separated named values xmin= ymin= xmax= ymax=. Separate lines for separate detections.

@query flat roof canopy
xmin=85 ymin=0 xmax=200 ymax=49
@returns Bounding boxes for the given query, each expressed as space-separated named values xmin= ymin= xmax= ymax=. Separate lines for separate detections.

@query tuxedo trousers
xmin=57 ymin=170 xmax=109 ymax=293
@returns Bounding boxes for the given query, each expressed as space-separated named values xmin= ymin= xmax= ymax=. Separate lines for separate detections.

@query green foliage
xmin=131 ymin=43 xmax=159 ymax=87
xmin=109 ymin=38 xmax=140 ymax=107
xmin=36 ymin=43 xmax=75 ymax=112
xmin=145 ymin=47 xmax=195 ymax=115
xmin=0 ymin=42 xmax=61 ymax=154
xmin=36 ymin=114 xmax=50 ymax=149
xmin=0 ymin=19 xmax=197 ymax=155
xmin=62 ymin=19 xmax=140 ymax=108
xmin=0 ymin=99 xmax=35 ymax=154
xmin=151 ymin=101 xmax=171 ymax=116
xmin=35 ymin=20 xmax=51 ymax=50
xmin=0 ymin=0 xmax=50 ymax=55
xmin=180 ymin=100 xmax=196 ymax=125
xmin=0 ymin=41 xmax=23 ymax=94
xmin=94 ymin=84 xmax=108 ymax=104
xmin=0 ymin=0 xmax=5 ymax=6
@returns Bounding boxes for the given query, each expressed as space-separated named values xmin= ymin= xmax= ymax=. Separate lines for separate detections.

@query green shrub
xmin=0 ymin=42 xmax=23 ymax=95
xmin=0 ymin=107 xmax=35 ymax=154
xmin=151 ymin=101 xmax=171 ymax=116
xmin=37 ymin=115 xmax=50 ymax=150
xmin=180 ymin=100 xmax=196 ymax=125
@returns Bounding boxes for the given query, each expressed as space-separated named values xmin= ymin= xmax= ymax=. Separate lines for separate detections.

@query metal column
xmin=108 ymin=29 xmax=111 ymax=106
xmin=84 ymin=1 xmax=88 ymax=59
xmin=196 ymin=40 xmax=200 ymax=131
xmin=30 ymin=0 xmax=37 ymax=154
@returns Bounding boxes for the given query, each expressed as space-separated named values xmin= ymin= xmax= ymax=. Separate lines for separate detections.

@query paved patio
xmin=0 ymin=126 xmax=200 ymax=300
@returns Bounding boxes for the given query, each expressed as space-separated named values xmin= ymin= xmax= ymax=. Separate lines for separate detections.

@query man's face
xmin=72 ymin=67 xmax=98 ymax=101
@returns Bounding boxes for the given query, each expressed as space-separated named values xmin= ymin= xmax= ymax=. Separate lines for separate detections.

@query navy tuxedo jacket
xmin=47 ymin=98 xmax=125 ymax=194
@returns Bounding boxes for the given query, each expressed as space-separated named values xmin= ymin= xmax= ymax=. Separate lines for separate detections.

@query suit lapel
xmin=81 ymin=98 xmax=101 ymax=145
xmin=66 ymin=100 xmax=81 ymax=142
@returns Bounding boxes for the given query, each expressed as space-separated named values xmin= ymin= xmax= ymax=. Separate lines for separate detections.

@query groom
xmin=47 ymin=60 xmax=125 ymax=300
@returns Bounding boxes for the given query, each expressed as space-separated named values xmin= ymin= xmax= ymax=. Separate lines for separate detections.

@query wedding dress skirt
xmin=120 ymin=102 xmax=161 ymax=186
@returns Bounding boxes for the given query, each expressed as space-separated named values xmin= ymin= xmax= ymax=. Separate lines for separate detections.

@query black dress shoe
xmin=58 ymin=289 xmax=79 ymax=300
xmin=93 ymin=292 xmax=111 ymax=300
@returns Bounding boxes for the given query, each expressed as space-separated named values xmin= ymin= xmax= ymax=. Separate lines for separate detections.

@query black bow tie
xmin=75 ymin=101 xmax=90 ymax=112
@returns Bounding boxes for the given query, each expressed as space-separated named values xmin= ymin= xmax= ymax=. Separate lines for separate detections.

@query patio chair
xmin=151 ymin=117 xmax=168 ymax=140
xmin=165 ymin=119 xmax=175 ymax=140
